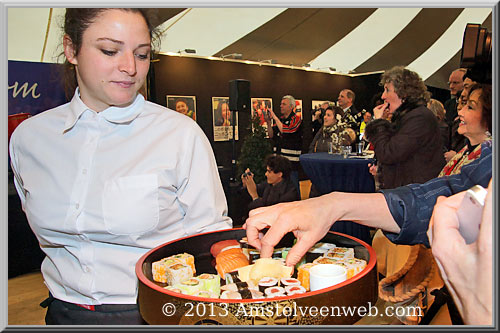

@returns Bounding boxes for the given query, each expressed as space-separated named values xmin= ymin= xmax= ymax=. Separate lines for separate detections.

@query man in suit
xmin=444 ymin=68 xmax=466 ymax=126
xmin=337 ymin=89 xmax=362 ymax=132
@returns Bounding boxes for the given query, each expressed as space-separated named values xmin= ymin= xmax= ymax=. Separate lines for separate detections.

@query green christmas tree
xmin=236 ymin=115 xmax=273 ymax=184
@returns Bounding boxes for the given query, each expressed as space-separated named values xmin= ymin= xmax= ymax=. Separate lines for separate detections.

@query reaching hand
xmin=427 ymin=180 xmax=492 ymax=325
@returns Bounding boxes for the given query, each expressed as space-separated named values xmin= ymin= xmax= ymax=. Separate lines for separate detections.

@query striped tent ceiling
xmin=150 ymin=7 xmax=492 ymax=90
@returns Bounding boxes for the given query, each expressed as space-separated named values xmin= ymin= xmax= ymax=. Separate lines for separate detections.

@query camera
xmin=460 ymin=23 xmax=492 ymax=84
xmin=242 ymin=171 xmax=253 ymax=178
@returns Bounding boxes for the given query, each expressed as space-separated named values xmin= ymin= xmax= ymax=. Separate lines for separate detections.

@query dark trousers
xmin=41 ymin=294 xmax=146 ymax=325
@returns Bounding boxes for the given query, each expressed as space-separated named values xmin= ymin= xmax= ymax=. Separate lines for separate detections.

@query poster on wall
xmin=311 ymin=100 xmax=334 ymax=120
xmin=251 ymin=98 xmax=273 ymax=137
xmin=294 ymin=99 xmax=303 ymax=119
xmin=166 ymin=95 xmax=197 ymax=121
xmin=212 ymin=97 xmax=239 ymax=141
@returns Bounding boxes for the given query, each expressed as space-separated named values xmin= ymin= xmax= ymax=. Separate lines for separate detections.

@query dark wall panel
xmin=152 ymin=55 xmax=382 ymax=171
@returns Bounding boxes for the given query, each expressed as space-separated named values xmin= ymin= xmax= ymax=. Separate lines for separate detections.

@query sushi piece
xmin=220 ymin=280 xmax=257 ymax=292
xmin=193 ymin=290 xmax=219 ymax=299
xmin=264 ymin=286 xmax=286 ymax=297
xmin=163 ymin=285 xmax=183 ymax=294
xmin=342 ymin=258 xmax=367 ymax=279
xmin=165 ymin=262 xmax=194 ymax=286
xmin=250 ymin=290 xmax=265 ymax=299
xmin=224 ymin=271 xmax=241 ymax=284
xmin=258 ymin=277 xmax=279 ymax=293
xmin=297 ymin=263 xmax=316 ymax=291
xmin=313 ymin=257 xmax=341 ymax=265
xmin=248 ymin=249 xmax=261 ymax=264
xmin=197 ymin=273 xmax=221 ymax=296
xmin=152 ymin=257 xmax=181 ymax=283
xmin=215 ymin=248 xmax=249 ymax=278
xmin=176 ymin=277 xmax=203 ymax=295
xmin=325 ymin=247 xmax=355 ymax=259
xmin=285 ymin=285 xmax=306 ymax=296
xmin=280 ymin=277 xmax=300 ymax=287
xmin=220 ymin=290 xmax=242 ymax=299
xmin=169 ymin=253 xmax=196 ymax=275
xmin=210 ymin=239 xmax=240 ymax=257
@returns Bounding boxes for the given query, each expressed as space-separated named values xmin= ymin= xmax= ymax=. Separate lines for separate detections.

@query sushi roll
xmin=152 ymin=257 xmax=181 ymax=283
xmin=224 ymin=271 xmax=241 ymax=285
xmin=285 ymin=285 xmax=307 ymax=295
xmin=258 ymin=277 xmax=279 ymax=293
xmin=163 ymin=285 xmax=183 ymax=294
xmin=220 ymin=290 xmax=242 ymax=299
xmin=193 ymin=290 xmax=219 ymax=299
xmin=177 ymin=277 xmax=203 ymax=295
xmin=342 ymin=258 xmax=367 ymax=279
xmin=168 ymin=253 xmax=196 ymax=275
xmin=221 ymin=280 xmax=257 ymax=292
xmin=197 ymin=273 xmax=221 ymax=296
xmin=280 ymin=277 xmax=300 ymax=287
xmin=297 ymin=263 xmax=316 ymax=291
xmin=264 ymin=286 xmax=286 ymax=297
xmin=248 ymin=249 xmax=261 ymax=264
xmin=165 ymin=262 xmax=194 ymax=286
xmin=313 ymin=257 xmax=341 ymax=265
xmin=325 ymin=247 xmax=355 ymax=259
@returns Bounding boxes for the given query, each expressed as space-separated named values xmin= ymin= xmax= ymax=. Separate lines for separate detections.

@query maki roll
xmin=163 ymin=285 xmax=183 ymax=294
xmin=169 ymin=253 xmax=196 ymax=274
xmin=325 ymin=247 xmax=355 ymax=259
xmin=176 ymin=277 xmax=202 ymax=295
xmin=342 ymin=258 xmax=367 ymax=279
xmin=197 ymin=273 xmax=221 ymax=296
xmin=165 ymin=262 xmax=194 ymax=286
xmin=152 ymin=257 xmax=181 ymax=283
xmin=297 ymin=263 xmax=316 ymax=291
xmin=258 ymin=277 xmax=279 ymax=293
xmin=193 ymin=290 xmax=219 ymax=299
xmin=220 ymin=290 xmax=242 ymax=299
xmin=280 ymin=277 xmax=300 ymax=287
xmin=224 ymin=271 xmax=241 ymax=285
xmin=221 ymin=280 xmax=257 ymax=292
xmin=264 ymin=286 xmax=286 ymax=297
xmin=285 ymin=285 xmax=306 ymax=296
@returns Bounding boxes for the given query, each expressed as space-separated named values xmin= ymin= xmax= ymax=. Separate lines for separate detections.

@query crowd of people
xmin=8 ymin=7 xmax=493 ymax=327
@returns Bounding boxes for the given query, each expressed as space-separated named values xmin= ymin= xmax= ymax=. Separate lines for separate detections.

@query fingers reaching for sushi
xmin=244 ymin=197 xmax=336 ymax=267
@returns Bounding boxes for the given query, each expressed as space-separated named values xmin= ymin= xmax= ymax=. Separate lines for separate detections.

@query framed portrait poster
xmin=212 ymin=97 xmax=239 ymax=141
xmin=251 ymin=97 xmax=273 ymax=137
xmin=294 ymin=99 xmax=303 ymax=119
xmin=166 ymin=95 xmax=197 ymax=121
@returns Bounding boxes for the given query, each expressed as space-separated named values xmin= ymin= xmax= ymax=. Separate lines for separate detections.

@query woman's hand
xmin=373 ymin=102 xmax=388 ymax=120
xmin=444 ymin=150 xmax=457 ymax=162
xmin=368 ymin=163 xmax=377 ymax=176
xmin=427 ymin=180 xmax=493 ymax=325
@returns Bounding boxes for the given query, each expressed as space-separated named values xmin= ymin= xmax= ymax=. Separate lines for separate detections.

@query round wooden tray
xmin=136 ymin=228 xmax=377 ymax=325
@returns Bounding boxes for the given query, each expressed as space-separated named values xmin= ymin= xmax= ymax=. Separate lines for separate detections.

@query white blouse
xmin=9 ymin=91 xmax=232 ymax=305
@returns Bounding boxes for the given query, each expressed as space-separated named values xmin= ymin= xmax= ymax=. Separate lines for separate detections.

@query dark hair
xmin=330 ymin=105 xmax=344 ymax=119
xmin=214 ymin=101 xmax=230 ymax=125
xmin=468 ymin=83 xmax=492 ymax=133
xmin=380 ymin=66 xmax=431 ymax=106
xmin=61 ymin=8 xmax=160 ymax=99
xmin=265 ymin=154 xmax=292 ymax=179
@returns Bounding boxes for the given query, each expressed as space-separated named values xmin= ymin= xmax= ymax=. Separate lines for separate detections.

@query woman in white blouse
xmin=9 ymin=8 xmax=232 ymax=325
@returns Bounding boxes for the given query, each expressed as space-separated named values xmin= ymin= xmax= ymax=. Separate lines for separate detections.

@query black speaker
xmin=229 ymin=79 xmax=250 ymax=112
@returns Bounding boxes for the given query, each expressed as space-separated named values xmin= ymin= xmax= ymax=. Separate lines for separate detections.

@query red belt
xmin=75 ymin=303 xmax=96 ymax=311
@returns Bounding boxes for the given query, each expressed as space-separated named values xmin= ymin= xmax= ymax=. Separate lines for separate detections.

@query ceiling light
xmin=178 ymin=49 xmax=196 ymax=54
xmin=221 ymin=53 xmax=243 ymax=59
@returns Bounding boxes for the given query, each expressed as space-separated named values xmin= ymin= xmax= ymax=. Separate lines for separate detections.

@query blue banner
xmin=8 ymin=60 xmax=68 ymax=116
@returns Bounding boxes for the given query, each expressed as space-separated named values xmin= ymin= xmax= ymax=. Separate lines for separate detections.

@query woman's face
xmin=176 ymin=101 xmax=188 ymax=115
xmin=458 ymin=89 xmax=486 ymax=140
xmin=64 ymin=9 xmax=151 ymax=112
xmin=323 ymin=110 xmax=335 ymax=127
xmin=221 ymin=103 xmax=230 ymax=120
xmin=382 ymin=82 xmax=403 ymax=115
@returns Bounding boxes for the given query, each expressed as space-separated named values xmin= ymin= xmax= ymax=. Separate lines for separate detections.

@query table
xmin=300 ymin=152 xmax=376 ymax=244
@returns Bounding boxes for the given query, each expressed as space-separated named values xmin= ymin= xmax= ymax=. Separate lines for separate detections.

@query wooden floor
xmin=8 ymin=271 xmax=48 ymax=326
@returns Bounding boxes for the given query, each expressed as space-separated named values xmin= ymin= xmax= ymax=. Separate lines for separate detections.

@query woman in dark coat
xmin=365 ymin=66 xmax=445 ymax=190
